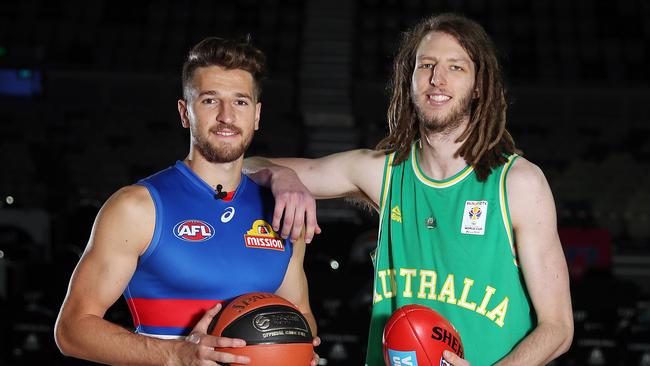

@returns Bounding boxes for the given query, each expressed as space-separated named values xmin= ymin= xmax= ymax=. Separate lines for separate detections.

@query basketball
xmin=208 ymin=292 xmax=313 ymax=366
xmin=382 ymin=304 xmax=464 ymax=366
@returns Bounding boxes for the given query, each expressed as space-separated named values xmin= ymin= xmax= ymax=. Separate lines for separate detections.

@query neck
xmin=184 ymin=149 xmax=243 ymax=192
xmin=417 ymin=120 xmax=469 ymax=180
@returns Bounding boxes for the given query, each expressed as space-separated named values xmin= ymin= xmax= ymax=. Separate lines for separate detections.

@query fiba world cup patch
xmin=244 ymin=220 xmax=285 ymax=251
xmin=460 ymin=200 xmax=488 ymax=235
xmin=387 ymin=349 xmax=418 ymax=366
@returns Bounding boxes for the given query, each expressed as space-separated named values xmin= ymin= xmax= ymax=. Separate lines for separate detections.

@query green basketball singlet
xmin=366 ymin=142 xmax=534 ymax=366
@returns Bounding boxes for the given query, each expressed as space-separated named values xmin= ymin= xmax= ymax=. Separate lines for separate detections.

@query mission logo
xmin=244 ymin=220 xmax=285 ymax=251
xmin=173 ymin=220 xmax=214 ymax=242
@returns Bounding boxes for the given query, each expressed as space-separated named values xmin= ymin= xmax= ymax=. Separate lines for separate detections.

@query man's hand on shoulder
xmin=269 ymin=167 xmax=321 ymax=243
xmin=244 ymin=149 xmax=386 ymax=244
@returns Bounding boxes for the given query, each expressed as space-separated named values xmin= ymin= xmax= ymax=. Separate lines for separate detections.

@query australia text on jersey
xmin=374 ymin=268 xmax=509 ymax=328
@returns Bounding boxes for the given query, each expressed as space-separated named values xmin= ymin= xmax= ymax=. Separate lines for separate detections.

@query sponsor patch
xmin=460 ymin=200 xmax=488 ymax=235
xmin=387 ymin=349 xmax=418 ymax=366
xmin=244 ymin=220 xmax=285 ymax=251
xmin=173 ymin=220 xmax=214 ymax=242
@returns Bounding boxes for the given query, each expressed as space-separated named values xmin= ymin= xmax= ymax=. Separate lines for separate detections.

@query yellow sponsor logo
xmin=244 ymin=220 xmax=285 ymax=251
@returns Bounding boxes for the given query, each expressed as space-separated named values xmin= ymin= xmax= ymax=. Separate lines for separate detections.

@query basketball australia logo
xmin=173 ymin=219 xmax=214 ymax=242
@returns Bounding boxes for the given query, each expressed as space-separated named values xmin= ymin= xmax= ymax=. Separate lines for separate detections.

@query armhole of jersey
xmin=372 ymin=152 xmax=395 ymax=268
xmin=499 ymin=154 xmax=519 ymax=268
xmin=136 ymin=182 xmax=162 ymax=264
xmin=378 ymin=152 xmax=395 ymax=221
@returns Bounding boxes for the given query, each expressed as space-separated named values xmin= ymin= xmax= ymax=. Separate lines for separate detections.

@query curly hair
xmin=376 ymin=13 xmax=520 ymax=181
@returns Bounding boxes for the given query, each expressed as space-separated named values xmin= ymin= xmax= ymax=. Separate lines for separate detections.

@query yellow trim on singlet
xmin=499 ymin=154 xmax=519 ymax=266
xmin=372 ymin=152 xmax=395 ymax=270
xmin=411 ymin=143 xmax=475 ymax=188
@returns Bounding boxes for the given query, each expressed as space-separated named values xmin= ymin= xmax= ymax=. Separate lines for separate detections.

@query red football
xmin=383 ymin=304 xmax=464 ymax=366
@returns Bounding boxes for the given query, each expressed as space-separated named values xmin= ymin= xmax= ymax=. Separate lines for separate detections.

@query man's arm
xmin=274 ymin=233 xmax=320 ymax=366
xmin=444 ymin=159 xmax=573 ymax=366
xmin=496 ymin=159 xmax=573 ymax=365
xmin=244 ymin=149 xmax=386 ymax=242
xmin=274 ymin=234 xmax=316 ymax=336
xmin=54 ymin=186 xmax=249 ymax=366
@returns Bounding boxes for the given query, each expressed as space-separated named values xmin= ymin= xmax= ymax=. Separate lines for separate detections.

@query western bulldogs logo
xmin=173 ymin=220 xmax=214 ymax=242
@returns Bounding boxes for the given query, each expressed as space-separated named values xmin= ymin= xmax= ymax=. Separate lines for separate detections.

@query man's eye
xmin=419 ymin=63 xmax=434 ymax=69
xmin=450 ymin=65 xmax=463 ymax=71
xmin=235 ymin=100 xmax=249 ymax=106
xmin=202 ymin=98 xmax=216 ymax=104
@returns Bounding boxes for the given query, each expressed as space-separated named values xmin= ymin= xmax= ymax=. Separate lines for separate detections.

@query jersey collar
xmin=410 ymin=141 xmax=474 ymax=188
xmin=174 ymin=160 xmax=246 ymax=201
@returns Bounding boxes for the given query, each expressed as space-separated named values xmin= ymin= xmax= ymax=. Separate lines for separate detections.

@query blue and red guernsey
xmin=124 ymin=161 xmax=292 ymax=339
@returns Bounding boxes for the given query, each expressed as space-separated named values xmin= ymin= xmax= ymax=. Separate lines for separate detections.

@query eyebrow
xmin=417 ymin=55 xmax=471 ymax=65
xmin=448 ymin=58 xmax=471 ymax=65
xmin=197 ymin=90 xmax=253 ymax=100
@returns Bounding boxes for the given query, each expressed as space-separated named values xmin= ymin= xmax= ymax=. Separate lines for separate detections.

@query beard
xmin=413 ymin=89 xmax=473 ymax=134
xmin=191 ymin=124 xmax=253 ymax=163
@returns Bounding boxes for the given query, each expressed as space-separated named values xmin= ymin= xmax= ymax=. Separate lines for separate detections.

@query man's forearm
xmin=494 ymin=322 xmax=572 ymax=366
xmin=243 ymin=156 xmax=281 ymax=186
xmin=302 ymin=311 xmax=318 ymax=338
xmin=56 ymin=314 xmax=180 ymax=366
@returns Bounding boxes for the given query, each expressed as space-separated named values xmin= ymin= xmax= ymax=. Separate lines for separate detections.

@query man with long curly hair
xmin=246 ymin=13 xmax=573 ymax=365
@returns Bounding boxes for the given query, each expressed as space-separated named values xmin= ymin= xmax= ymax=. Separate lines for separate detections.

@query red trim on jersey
xmin=222 ymin=190 xmax=235 ymax=201
xmin=126 ymin=298 xmax=224 ymax=328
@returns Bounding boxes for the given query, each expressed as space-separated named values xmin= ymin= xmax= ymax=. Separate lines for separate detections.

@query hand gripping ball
xmin=208 ymin=292 xmax=313 ymax=366
xmin=383 ymin=304 xmax=464 ymax=366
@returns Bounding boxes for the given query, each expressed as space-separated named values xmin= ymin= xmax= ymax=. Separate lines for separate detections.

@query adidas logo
xmin=391 ymin=205 xmax=402 ymax=223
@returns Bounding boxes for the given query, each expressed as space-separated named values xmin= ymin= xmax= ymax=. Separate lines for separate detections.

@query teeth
xmin=430 ymin=94 xmax=450 ymax=102
xmin=215 ymin=131 xmax=236 ymax=136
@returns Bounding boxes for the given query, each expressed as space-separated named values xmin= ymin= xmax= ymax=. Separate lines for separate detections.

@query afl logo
xmin=173 ymin=220 xmax=214 ymax=242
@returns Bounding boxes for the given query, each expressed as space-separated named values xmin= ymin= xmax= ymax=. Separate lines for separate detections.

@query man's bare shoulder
xmin=105 ymin=185 xmax=153 ymax=216
xmin=506 ymin=157 xmax=548 ymax=192
xmin=506 ymin=157 xmax=555 ymax=228
xmin=91 ymin=185 xmax=155 ymax=255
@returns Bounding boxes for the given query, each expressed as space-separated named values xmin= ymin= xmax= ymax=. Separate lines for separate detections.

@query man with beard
xmin=55 ymin=37 xmax=318 ymax=366
xmin=245 ymin=14 xmax=573 ymax=365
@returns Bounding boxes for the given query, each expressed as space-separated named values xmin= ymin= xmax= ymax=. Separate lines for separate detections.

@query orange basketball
xmin=208 ymin=292 xmax=313 ymax=366
xmin=383 ymin=304 xmax=464 ymax=366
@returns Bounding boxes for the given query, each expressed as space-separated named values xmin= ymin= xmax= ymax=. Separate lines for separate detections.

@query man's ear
xmin=178 ymin=99 xmax=190 ymax=128
xmin=254 ymin=102 xmax=261 ymax=131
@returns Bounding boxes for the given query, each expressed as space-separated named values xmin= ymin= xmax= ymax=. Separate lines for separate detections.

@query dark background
xmin=1 ymin=0 xmax=649 ymax=365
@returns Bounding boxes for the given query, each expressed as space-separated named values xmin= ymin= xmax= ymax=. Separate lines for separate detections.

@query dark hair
xmin=376 ymin=13 xmax=520 ymax=181
xmin=181 ymin=36 xmax=266 ymax=101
